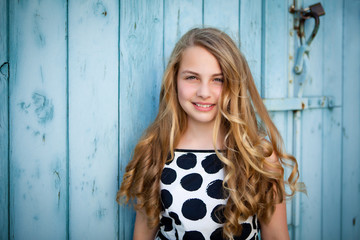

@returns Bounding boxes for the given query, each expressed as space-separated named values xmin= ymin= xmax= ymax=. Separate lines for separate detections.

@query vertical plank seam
xmin=7 ymin=0 xmax=10 ymax=238
xmin=162 ymin=0 xmax=165 ymax=71
xmin=202 ymin=0 xmax=204 ymax=26
xmin=320 ymin=8 xmax=325 ymax=239
xmin=66 ymin=0 xmax=70 ymax=239
xmin=238 ymin=0 xmax=240 ymax=49
xmin=260 ymin=0 xmax=265 ymax=98
xmin=117 ymin=0 xmax=121 ymax=239
xmin=340 ymin=0 xmax=345 ymax=237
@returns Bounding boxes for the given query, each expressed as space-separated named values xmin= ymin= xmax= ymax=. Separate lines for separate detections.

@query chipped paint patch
xmin=96 ymin=207 xmax=107 ymax=219
xmin=18 ymin=102 xmax=31 ymax=113
xmin=32 ymin=92 xmax=54 ymax=124
xmin=92 ymin=180 xmax=96 ymax=195
xmin=33 ymin=11 xmax=46 ymax=47
xmin=93 ymin=1 xmax=107 ymax=17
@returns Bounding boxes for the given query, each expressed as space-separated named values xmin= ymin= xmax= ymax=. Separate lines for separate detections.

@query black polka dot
xmin=211 ymin=204 xmax=226 ymax=224
xmin=177 ymin=153 xmax=196 ymax=169
xmin=234 ymin=223 xmax=252 ymax=240
xmin=169 ymin=212 xmax=181 ymax=225
xmin=161 ymin=168 xmax=177 ymax=185
xmin=181 ymin=198 xmax=207 ymax=221
xmin=161 ymin=189 xmax=173 ymax=209
xmin=180 ymin=173 xmax=203 ymax=191
xmin=201 ymin=154 xmax=223 ymax=174
xmin=183 ymin=231 xmax=205 ymax=240
xmin=210 ymin=227 xmax=223 ymax=240
xmin=160 ymin=216 xmax=173 ymax=232
xmin=207 ymin=179 xmax=229 ymax=199
xmin=249 ymin=233 xmax=257 ymax=240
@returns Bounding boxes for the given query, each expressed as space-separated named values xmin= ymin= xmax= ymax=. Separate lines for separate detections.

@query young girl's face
xmin=176 ymin=46 xmax=223 ymax=127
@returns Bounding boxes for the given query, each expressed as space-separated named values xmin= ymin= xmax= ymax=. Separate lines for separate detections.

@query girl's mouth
xmin=193 ymin=102 xmax=215 ymax=111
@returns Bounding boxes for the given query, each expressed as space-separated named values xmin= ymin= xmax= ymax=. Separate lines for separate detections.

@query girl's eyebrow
xmin=180 ymin=70 xmax=223 ymax=77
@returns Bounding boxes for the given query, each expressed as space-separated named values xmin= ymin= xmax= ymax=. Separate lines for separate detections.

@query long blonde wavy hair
xmin=117 ymin=27 xmax=304 ymax=239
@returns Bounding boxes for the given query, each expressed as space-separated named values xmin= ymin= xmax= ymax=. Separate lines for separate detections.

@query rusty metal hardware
xmin=300 ymin=3 xmax=325 ymax=46
xmin=290 ymin=2 xmax=325 ymax=74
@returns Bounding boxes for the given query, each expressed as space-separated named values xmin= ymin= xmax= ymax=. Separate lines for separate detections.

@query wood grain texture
xmin=342 ymin=0 xmax=360 ymax=238
xmin=298 ymin=0 xmax=325 ymax=238
xmin=68 ymin=0 xmax=119 ymax=239
xmin=9 ymin=1 xmax=67 ymax=239
xmin=0 ymin=0 xmax=9 ymax=238
xmin=119 ymin=0 xmax=163 ymax=239
xmin=2 ymin=1 xmax=360 ymax=239
xmin=164 ymin=0 xmax=203 ymax=64
xmin=262 ymin=0 xmax=289 ymax=151
xmin=262 ymin=4 xmax=290 ymax=225
xmin=321 ymin=0 xmax=343 ymax=239
xmin=204 ymin=0 xmax=239 ymax=43
xmin=240 ymin=0 xmax=262 ymax=90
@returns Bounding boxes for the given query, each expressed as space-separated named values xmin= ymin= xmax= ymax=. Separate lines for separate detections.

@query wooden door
xmin=0 ymin=0 xmax=359 ymax=239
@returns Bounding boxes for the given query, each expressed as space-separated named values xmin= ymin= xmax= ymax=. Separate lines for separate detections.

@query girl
xmin=117 ymin=27 xmax=303 ymax=240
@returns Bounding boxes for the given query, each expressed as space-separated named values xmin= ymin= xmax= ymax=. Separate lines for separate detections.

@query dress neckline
xmin=174 ymin=149 xmax=221 ymax=153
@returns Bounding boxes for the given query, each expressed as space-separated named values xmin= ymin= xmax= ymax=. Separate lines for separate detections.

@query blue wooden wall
xmin=0 ymin=0 xmax=359 ymax=239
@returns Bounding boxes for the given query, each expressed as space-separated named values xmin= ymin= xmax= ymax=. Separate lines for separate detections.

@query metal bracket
xmin=263 ymin=96 xmax=336 ymax=111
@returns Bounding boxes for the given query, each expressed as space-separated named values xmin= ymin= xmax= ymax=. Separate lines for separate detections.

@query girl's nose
xmin=196 ymin=81 xmax=211 ymax=99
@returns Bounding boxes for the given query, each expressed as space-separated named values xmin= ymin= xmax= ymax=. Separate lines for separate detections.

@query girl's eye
xmin=214 ymin=78 xmax=224 ymax=83
xmin=186 ymin=76 xmax=197 ymax=80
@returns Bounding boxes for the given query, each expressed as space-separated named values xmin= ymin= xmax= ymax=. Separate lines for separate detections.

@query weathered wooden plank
xmin=298 ymin=1 xmax=325 ymax=238
xmin=263 ymin=0 xmax=297 ymax=235
xmin=239 ymin=0 xmax=262 ymax=90
xmin=119 ymin=0 xmax=163 ymax=239
xmin=262 ymin=0 xmax=289 ymax=155
xmin=204 ymin=0 xmax=239 ymax=43
xmin=263 ymin=0 xmax=291 ymax=213
xmin=321 ymin=0 xmax=343 ymax=239
xmin=342 ymin=0 xmax=360 ymax=238
xmin=164 ymin=0 xmax=203 ymax=64
xmin=0 ymin=0 xmax=9 ymax=238
xmin=263 ymin=0 xmax=288 ymax=99
xmin=8 ymin=1 xmax=67 ymax=239
xmin=300 ymin=110 xmax=322 ymax=240
xmin=285 ymin=0 xmax=296 ymax=236
xmin=68 ymin=0 xmax=119 ymax=239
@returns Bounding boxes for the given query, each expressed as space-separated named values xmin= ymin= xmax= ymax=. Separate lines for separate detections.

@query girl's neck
xmin=176 ymin=120 xmax=224 ymax=150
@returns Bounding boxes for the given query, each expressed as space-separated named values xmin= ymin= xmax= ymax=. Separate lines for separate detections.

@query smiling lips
xmin=192 ymin=102 xmax=215 ymax=111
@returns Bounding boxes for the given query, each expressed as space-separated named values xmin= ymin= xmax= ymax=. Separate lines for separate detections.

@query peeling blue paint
xmin=96 ymin=207 xmax=107 ymax=219
xmin=18 ymin=102 xmax=31 ymax=113
xmin=93 ymin=1 xmax=107 ymax=17
xmin=33 ymin=11 xmax=46 ymax=47
xmin=32 ymin=92 xmax=53 ymax=124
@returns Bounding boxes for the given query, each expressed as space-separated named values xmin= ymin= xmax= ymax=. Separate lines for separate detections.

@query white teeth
xmin=195 ymin=103 xmax=212 ymax=108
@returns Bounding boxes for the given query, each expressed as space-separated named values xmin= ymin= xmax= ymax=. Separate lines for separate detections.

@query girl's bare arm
xmin=133 ymin=211 xmax=158 ymax=240
xmin=260 ymin=151 xmax=290 ymax=240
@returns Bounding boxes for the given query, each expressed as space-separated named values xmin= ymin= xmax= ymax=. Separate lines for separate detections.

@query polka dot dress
xmin=156 ymin=150 xmax=259 ymax=240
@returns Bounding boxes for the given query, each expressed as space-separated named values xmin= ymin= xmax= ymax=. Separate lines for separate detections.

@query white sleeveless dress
xmin=156 ymin=149 xmax=259 ymax=240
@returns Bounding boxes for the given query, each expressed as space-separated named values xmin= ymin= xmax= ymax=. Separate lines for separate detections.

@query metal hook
xmin=290 ymin=2 xmax=325 ymax=74
xmin=299 ymin=3 xmax=325 ymax=46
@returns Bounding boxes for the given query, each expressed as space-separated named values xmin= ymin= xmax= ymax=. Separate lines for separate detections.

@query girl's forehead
xmin=178 ymin=46 xmax=221 ymax=73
